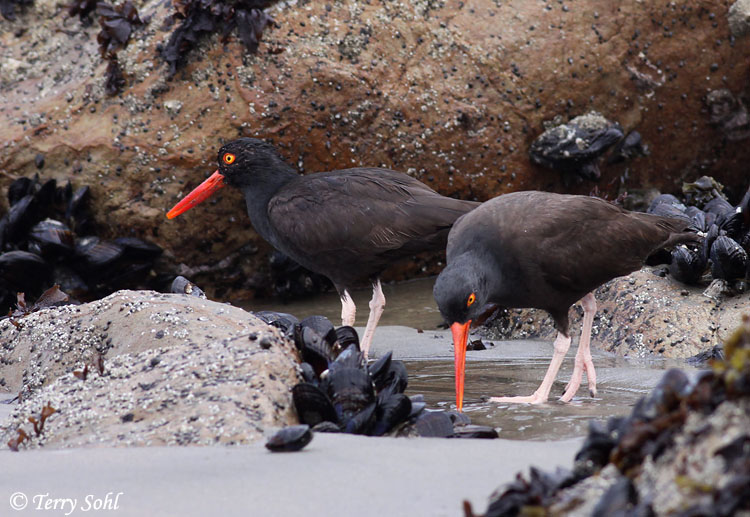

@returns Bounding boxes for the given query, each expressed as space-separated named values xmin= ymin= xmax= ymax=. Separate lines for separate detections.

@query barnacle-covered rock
xmin=529 ymin=112 xmax=624 ymax=182
xmin=471 ymin=318 xmax=750 ymax=517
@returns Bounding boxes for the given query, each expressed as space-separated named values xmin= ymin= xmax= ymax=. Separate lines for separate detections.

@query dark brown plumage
xmin=167 ymin=138 xmax=479 ymax=355
xmin=433 ymin=191 xmax=699 ymax=410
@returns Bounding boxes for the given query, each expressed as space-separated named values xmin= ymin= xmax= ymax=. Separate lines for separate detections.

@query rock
xmin=2 ymin=0 xmax=750 ymax=299
xmin=729 ymin=0 xmax=750 ymax=37
xmin=479 ymin=267 xmax=750 ymax=359
xmin=0 ymin=290 xmax=301 ymax=447
xmin=475 ymin=318 xmax=750 ymax=516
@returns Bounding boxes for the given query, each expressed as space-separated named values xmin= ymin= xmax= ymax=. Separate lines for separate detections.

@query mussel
xmin=529 ymin=111 xmax=624 ymax=182
xmin=265 ymin=425 xmax=313 ymax=452
xmin=710 ymin=235 xmax=748 ymax=280
xmin=669 ymin=245 xmax=706 ymax=285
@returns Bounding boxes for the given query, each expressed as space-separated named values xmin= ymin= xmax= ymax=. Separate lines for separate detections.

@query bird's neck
xmin=239 ymin=162 xmax=298 ymax=246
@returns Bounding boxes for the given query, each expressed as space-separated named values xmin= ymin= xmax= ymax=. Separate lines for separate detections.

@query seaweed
xmin=7 ymin=405 xmax=56 ymax=451
xmin=162 ymin=0 xmax=275 ymax=77
xmin=95 ymin=1 xmax=143 ymax=95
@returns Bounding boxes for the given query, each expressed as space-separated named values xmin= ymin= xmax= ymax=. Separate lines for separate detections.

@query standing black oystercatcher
xmin=167 ymin=138 xmax=479 ymax=356
xmin=433 ymin=191 xmax=699 ymax=411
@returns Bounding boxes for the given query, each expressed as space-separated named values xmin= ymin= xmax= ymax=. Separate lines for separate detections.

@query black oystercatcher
xmin=167 ymin=138 xmax=479 ymax=356
xmin=433 ymin=191 xmax=699 ymax=410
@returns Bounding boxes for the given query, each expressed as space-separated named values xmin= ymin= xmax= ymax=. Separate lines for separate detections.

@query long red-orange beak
xmin=166 ymin=170 xmax=226 ymax=219
xmin=451 ymin=320 xmax=471 ymax=411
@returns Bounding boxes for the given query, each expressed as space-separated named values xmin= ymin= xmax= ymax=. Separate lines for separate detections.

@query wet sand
xmin=0 ymin=434 xmax=581 ymax=516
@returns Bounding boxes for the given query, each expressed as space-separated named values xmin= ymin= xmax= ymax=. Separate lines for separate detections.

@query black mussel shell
xmin=323 ymin=366 xmax=374 ymax=424
xmin=3 ymin=194 xmax=37 ymax=243
xmin=371 ymin=390 xmax=411 ymax=436
xmin=7 ymin=177 xmax=34 ymax=205
xmin=311 ymin=421 xmax=341 ymax=433
xmin=710 ymin=235 xmax=748 ymax=280
xmin=445 ymin=410 xmax=471 ymax=426
xmin=265 ymin=425 xmax=312 ymax=452
xmin=685 ymin=206 xmax=708 ymax=232
xmin=114 ymin=237 xmax=163 ymax=261
xmin=291 ymin=382 xmax=338 ymax=427
xmin=415 ymin=411 xmax=455 ymax=438
xmin=703 ymin=224 xmax=720 ymax=262
xmin=294 ymin=318 xmax=338 ymax=375
xmin=328 ymin=343 xmax=363 ymax=371
xmin=28 ymin=219 xmax=75 ymax=257
xmin=170 ymin=275 xmax=205 ymax=298
xmin=716 ymin=211 xmax=745 ymax=240
xmin=75 ymin=237 xmax=124 ymax=268
xmin=35 ymin=178 xmax=57 ymax=207
xmin=452 ymin=425 xmax=499 ymax=439
xmin=253 ymin=311 xmax=298 ymax=335
xmin=373 ymin=359 xmax=408 ymax=394
xmin=529 ymin=112 xmax=623 ymax=181
xmin=298 ymin=315 xmax=336 ymax=339
xmin=344 ymin=402 xmax=377 ymax=434
xmin=66 ymin=185 xmax=90 ymax=217
xmin=704 ymin=196 xmax=734 ymax=218
xmin=648 ymin=193 xmax=686 ymax=213
xmin=0 ymin=251 xmax=52 ymax=290
xmin=369 ymin=351 xmax=392 ymax=385
xmin=52 ymin=265 xmax=88 ymax=296
xmin=298 ymin=362 xmax=317 ymax=384
xmin=334 ymin=325 xmax=359 ymax=349
xmin=647 ymin=202 xmax=691 ymax=224
xmin=669 ymin=245 xmax=706 ymax=285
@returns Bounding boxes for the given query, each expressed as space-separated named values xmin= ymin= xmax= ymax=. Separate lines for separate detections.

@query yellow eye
xmin=223 ymin=153 xmax=236 ymax=165
xmin=467 ymin=293 xmax=476 ymax=307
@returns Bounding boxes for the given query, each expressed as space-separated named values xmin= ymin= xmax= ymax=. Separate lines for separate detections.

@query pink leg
xmin=561 ymin=293 xmax=598 ymax=402
xmin=359 ymin=280 xmax=385 ymax=359
xmin=490 ymin=331 xmax=572 ymax=405
xmin=340 ymin=290 xmax=356 ymax=327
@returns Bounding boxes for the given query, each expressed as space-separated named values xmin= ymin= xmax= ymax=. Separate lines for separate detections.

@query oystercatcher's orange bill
xmin=451 ymin=320 xmax=471 ymax=412
xmin=166 ymin=170 xmax=226 ymax=219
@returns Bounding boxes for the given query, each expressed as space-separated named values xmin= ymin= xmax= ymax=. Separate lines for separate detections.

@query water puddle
xmin=238 ymin=277 xmax=443 ymax=330
xmin=404 ymin=355 xmax=679 ymax=441
xmin=240 ymin=278 xmax=701 ymax=442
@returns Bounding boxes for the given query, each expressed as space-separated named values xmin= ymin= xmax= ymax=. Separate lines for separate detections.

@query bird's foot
xmin=489 ymin=392 xmax=548 ymax=405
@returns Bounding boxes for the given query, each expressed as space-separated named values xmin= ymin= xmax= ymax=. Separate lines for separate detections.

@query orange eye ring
xmin=223 ymin=153 xmax=236 ymax=165
xmin=467 ymin=293 xmax=476 ymax=307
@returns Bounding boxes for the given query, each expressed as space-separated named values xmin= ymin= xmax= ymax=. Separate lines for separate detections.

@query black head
xmin=433 ymin=256 xmax=488 ymax=325
xmin=216 ymin=138 xmax=293 ymax=188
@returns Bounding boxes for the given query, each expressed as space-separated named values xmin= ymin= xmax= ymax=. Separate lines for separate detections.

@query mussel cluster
xmin=470 ymin=318 xmax=750 ymax=517
xmin=0 ymin=175 xmax=163 ymax=315
xmin=255 ymin=312 xmax=498 ymax=439
xmin=647 ymin=178 xmax=750 ymax=289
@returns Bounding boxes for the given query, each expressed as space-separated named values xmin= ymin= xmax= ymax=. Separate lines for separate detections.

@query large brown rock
xmin=2 ymin=0 xmax=749 ymax=297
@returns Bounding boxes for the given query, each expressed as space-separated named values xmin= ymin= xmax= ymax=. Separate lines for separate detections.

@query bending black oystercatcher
xmin=433 ymin=191 xmax=699 ymax=411
xmin=167 ymin=138 xmax=479 ymax=356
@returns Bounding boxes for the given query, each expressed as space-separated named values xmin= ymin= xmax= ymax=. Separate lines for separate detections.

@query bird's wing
xmin=507 ymin=195 xmax=687 ymax=293
xmin=267 ymin=168 xmax=479 ymax=260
